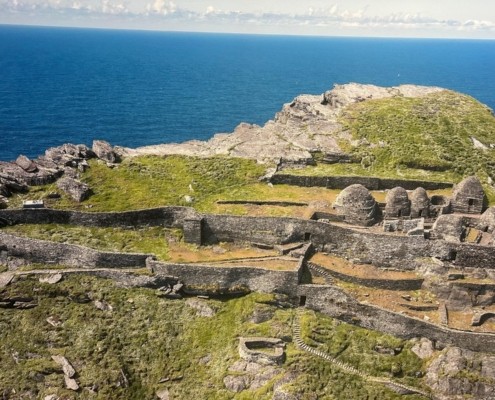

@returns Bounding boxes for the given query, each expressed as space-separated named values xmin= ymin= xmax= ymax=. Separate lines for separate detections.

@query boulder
xmin=411 ymin=338 xmax=435 ymax=359
xmin=56 ymin=177 xmax=91 ymax=202
xmin=156 ymin=388 xmax=170 ymax=400
xmin=39 ymin=273 xmax=63 ymax=284
xmin=51 ymin=355 xmax=76 ymax=378
xmin=64 ymin=375 xmax=79 ymax=391
xmin=92 ymin=140 xmax=118 ymax=163
xmin=15 ymin=155 xmax=38 ymax=173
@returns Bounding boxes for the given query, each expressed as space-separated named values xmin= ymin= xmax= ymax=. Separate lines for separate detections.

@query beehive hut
xmin=410 ymin=187 xmax=430 ymax=218
xmin=333 ymin=184 xmax=380 ymax=226
xmin=451 ymin=176 xmax=486 ymax=214
xmin=478 ymin=207 xmax=495 ymax=233
xmin=384 ymin=187 xmax=410 ymax=218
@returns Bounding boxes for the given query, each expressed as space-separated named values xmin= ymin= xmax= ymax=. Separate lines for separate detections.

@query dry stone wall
xmin=271 ymin=174 xmax=453 ymax=191
xmin=0 ymin=232 xmax=149 ymax=268
xmin=147 ymin=258 xmax=302 ymax=298
xmin=298 ymin=284 xmax=495 ymax=353
xmin=0 ymin=207 xmax=197 ymax=228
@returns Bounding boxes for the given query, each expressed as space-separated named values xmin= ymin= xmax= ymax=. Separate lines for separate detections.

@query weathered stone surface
xmin=94 ymin=300 xmax=113 ymax=312
xmin=0 ymin=273 xmax=13 ymax=288
xmin=425 ymin=347 xmax=495 ymax=400
xmin=239 ymin=337 xmax=285 ymax=366
xmin=333 ymin=184 xmax=380 ymax=226
xmin=385 ymin=186 xmax=410 ymax=218
xmin=411 ymin=338 xmax=435 ymax=359
xmin=0 ymin=196 xmax=8 ymax=209
xmin=185 ymin=298 xmax=216 ymax=317
xmin=223 ymin=375 xmax=250 ymax=392
xmin=156 ymin=388 xmax=170 ymax=400
xmin=15 ymin=155 xmax=38 ymax=173
xmin=39 ymin=273 xmax=63 ymax=284
xmin=451 ymin=176 xmax=486 ymax=214
xmin=56 ymin=177 xmax=91 ymax=202
xmin=92 ymin=140 xmax=118 ymax=163
xmin=64 ymin=375 xmax=79 ymax=391
xmin=119 ymin=83 xmax=443 ymax=164
xmin=52 ymin=355 xmax=76 ymax=378
xmin=46 ymin=316 xmax=62 ymax=327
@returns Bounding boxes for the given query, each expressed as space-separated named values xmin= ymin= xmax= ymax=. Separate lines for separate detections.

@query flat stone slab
xmin=0 ymin=272 xmax=13 ymax=288
xmin=39 ymin=273 xmax=63 ymax=284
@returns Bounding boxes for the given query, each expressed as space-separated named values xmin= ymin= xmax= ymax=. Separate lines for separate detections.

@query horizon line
xmin=1 ymin=22 xmax=495 ymax=41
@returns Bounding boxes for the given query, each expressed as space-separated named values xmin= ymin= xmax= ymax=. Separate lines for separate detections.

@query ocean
xmin=0 ymin=24 xmax=494 ymax=161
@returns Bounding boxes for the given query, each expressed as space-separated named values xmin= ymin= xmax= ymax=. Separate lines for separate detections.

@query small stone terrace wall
xmin=147 ymin=258 xmax=302 ymax=298
xmin=0 ymin=232 xmax=149 ymax=268
xmin=0 ymin=207 xmax=197 ymax=228
xmin=298 ymin=284 xmax=495 ymax=353
xmin=270 ymin=174 xmax=453 ymax=191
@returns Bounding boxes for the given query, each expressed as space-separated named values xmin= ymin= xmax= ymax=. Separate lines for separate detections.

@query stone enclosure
xmin=1 ymin=175 xmax=495 ymax=353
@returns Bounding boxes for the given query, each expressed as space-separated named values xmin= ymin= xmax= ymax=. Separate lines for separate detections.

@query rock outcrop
xmin=426 ymin=347 xmax=495 ymax=400
xmin=117 ymin=83 xmax=444 ymax=164
xmin=56 ymin=177 xmax=91 ymax=202
xmin=92 ymin=140 xmax=118 ymax=163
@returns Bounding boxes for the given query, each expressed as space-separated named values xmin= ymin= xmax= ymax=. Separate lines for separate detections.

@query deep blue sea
xmin=1 ymin=25 xmax=494 ymax=161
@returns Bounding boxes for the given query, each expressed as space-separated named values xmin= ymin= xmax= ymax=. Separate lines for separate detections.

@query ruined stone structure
xmin=1 ymin=175 xmax=495 ymax=356
xmin=384 ymin=186 xmax=411 ymax=218
xmin=333 ymin=184 xmax=379 ymax=226
xmin=452 ymin=176 xmax=486 ymax=214
xmin=478 ymin=207 xmax=495 ymax=233
xmin=410 ymin=187 xmax=430 ymax=218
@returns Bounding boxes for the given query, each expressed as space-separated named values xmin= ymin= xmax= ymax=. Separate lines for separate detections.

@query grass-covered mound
xmin=339 ymin=91 xmax=495 ymax=178
xmin=0 ymin=275 xmax=428 ymax=399
xmin=285 ymin=90 xmax=495 ymax=200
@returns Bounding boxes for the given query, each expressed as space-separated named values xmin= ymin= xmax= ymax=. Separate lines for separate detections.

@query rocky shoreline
xmin=0 ymin=83 xmax=446 ymax=208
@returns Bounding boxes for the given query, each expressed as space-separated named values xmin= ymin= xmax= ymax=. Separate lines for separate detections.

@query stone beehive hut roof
xmin=384 ymin=186 xmax=411 ymax=218
xmin=334 ymin=184 xmax=376 ymax=210
xmin=452 ymin=176 xmax=484 ymax=199
xmin=334 ymin=184 xmax=379 ymax=226
xmin=452 ymin=176 xmax=486 ymax=214
xmin=411 ymin=187 xmax=429 ymax=208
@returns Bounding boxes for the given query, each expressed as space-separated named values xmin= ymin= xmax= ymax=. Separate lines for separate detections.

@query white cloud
xmin=0 ymin=0 xmax=494 ymax=37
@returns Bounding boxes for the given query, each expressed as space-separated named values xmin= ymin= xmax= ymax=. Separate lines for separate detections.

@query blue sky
xmin=1 ymin=0 xmax=495 ymax=38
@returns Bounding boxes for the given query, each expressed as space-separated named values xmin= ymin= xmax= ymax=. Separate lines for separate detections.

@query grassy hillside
xmin=340 ymin=91 xmax=495 ymax=179
xmin=285 ymin=91 xmax=495 ymax=197
xmin=0 ymin=275 xmax=428 ymax=399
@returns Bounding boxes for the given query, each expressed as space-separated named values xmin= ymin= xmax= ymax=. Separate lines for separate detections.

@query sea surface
xmin=1 ymin=25 xmax=494 ymax=161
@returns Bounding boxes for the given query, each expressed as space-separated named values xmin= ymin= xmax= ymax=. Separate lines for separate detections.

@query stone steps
xmin=292 ymin=308 xmax=432 ymax=398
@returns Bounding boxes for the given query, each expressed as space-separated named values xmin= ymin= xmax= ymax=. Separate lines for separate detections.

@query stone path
xmin=293 ymin=308 xmax=432 ymax=398
xmin=307 ymin=262 xmax=334 ymax=283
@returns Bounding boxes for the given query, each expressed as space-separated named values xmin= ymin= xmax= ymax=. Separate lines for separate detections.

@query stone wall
xmin=0 ymin=232 xmax=149 ymax=268
xmin=456 ymin=243 xmax=495 ymax=269
xmin=298 ymin=284 xmax=495 ymax=353
xmin=307 ymin=262 xmax=424 ymax=291
xmin=270 ymin=174 xmax=453 ymax=191
xmin=2 ymin=208 xmax=494 ymax=271
xmin=202 ymin=215 xmax=457 ymax=269
xmin=147 ymin=258 xmax=302 ymax=298
xmin=0 ymin=207 xmax=197 ymax=229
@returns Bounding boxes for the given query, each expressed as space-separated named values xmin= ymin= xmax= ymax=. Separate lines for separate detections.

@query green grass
xmin=339 ymin=91 xmax=495 ymax=179
xmin=9 ymin=155 xmax=267 ymax=212
xmin=0 ymin=275 xmax=430 ymax=399
xmin=2 ymin=224 xmax=175 ymax=260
